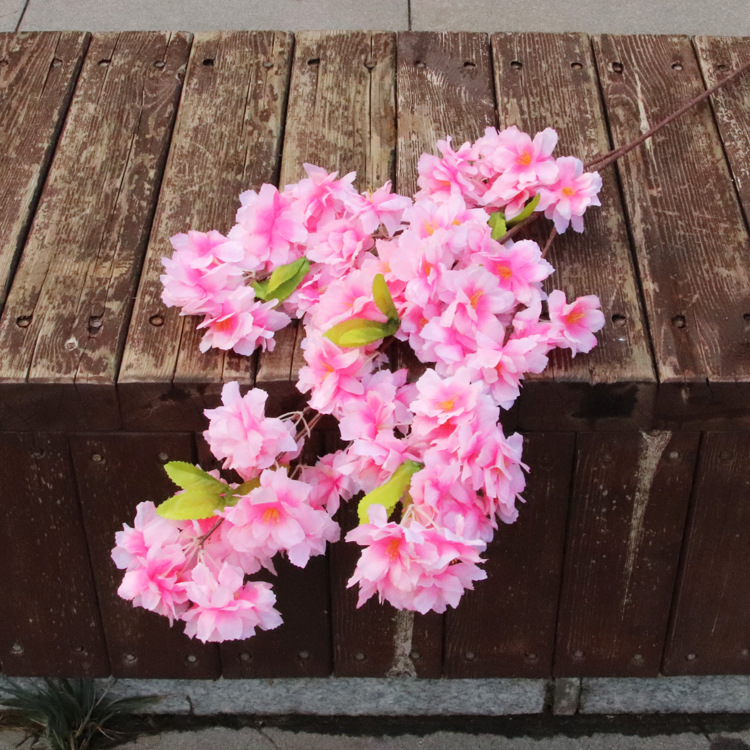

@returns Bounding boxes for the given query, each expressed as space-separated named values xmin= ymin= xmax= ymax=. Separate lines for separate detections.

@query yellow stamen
xmin=440 ymin=398 xmax=456 ymax=411
xmin=262 ymin=507 xmax=280 ymax=524
xmin=561 ymin=186 xmax=576 ymax=197
xmin=386 ymin=537 xmax=401 ymax=560
xmin=470 ymin=290 xmax=483 ymax=309
xmin=497 ymin=264 xmax=512 ymax=280
xmin=518 ymin=150 xmax=533 ymax=166
xmin=567 ymin=310 xmax=585 ymax=324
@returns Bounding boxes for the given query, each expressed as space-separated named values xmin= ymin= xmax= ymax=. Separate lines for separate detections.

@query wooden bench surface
xmin=0 ymin=31 xmax=749 ymax=681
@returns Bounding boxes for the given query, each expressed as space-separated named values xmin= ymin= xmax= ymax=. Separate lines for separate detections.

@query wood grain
xmin=492 ymin=33 xmax=656 ymax=432
xmin=119 ymin=32 xmax=293 ymax=430
xmin=0 ymin=433 xmax=109 ymax=676
xmin=256 ymin=31 xmax=398 ymax=415
xmin=662 ymin=431 xmax=750 ymax=675
xmin=444 ymin=433 xmax=574 ymax=677
xmin=70 ymin=432 xmax=221 ymax=678
xmin=0 ymin=32 xmax=88 ymax=309
xmin=0 ymin=32 xmax=189 ymax=431
xmin=554 ymin=430 xmax=699 ymax=676
xmin=593 ymin=35 xmax=750 ymax=429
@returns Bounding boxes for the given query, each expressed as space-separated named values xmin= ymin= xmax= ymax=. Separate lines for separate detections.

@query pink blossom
xmin=547 ymin=289 xmax=605 ymax=355
xmin=112 ymin=501 xmax=183 ymax=571
xmin=417 ymin=138 xmax=480 ymax=203
xmin=357 ymin=182 xmax=412 ymax=235
xmin=179 ymin=561 xmax=282 ymax=642
xmin=536 ymin=157 xmax=602 ymax=233
xmin=204 ymin=382 xmax=299 ymax=479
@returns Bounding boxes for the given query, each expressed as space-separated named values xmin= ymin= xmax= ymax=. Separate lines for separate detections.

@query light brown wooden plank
xmin=444 ymin=432 xmax=574 ymax=678
xmin=663 ymin=432 xmax=750 ymax=675
xmin=593 ymin=34 xmax=750 ymax=429
xmin=491 ymin=33 xmax=656 ymax=432
xmin=0 ymin=433 xmax=109 ymax=676
xmin=554 ymin=430 xmax=699 ymax=677
xmin=256 ymin=30 xmax=398 ymax=414
xmin=0 ymin=32 xmax=190 ymax=431
xmin=70 ymin=432 xmax=221 ymax=678
xmin=0 ymin=32 xmax=88 ymax=309
xmin=119 ymin=31 xmax=293 ymax=430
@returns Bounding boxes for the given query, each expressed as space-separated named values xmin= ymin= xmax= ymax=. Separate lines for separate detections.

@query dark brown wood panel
xmin=554 ymin=430 xmax=699 ymax=676
xmin=119 ymin=32 xmax=293 ymax=430
xmin=444 ymin=433 xmax=574 ymax=677
xmin=0 ymin=32 xmax=88 ymax=309
xmin=0 ymin=32 xmax=189 ymax=432
xmin=255 ymin=31 xmax=398 ymax=415
xmin=663 ymin=432 xmax=750 ymax=675
xmin=70 ymin=432 xmax=221 ymax=678
xmin=593 ymin=35 xmax=750 ymax=429
xmin=492 ymin=33 xmax=656 ymax=432
xmin=693 ymin=37 xmax=750 ymax=232
xmin=0 ymin=433 xmax=109 ymax=676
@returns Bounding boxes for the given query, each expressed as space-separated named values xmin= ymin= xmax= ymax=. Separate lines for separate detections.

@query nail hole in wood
xmin=99 ymin=59 xmax=111 ymax=67
xmin=51 ymin=58 xmax=62 ymax=68
xmin=741 ymin=648 xmax=749 ymax=657
xmin=263 ymin=61 xmax=273 ymax=69
xmin=410 ymin=651 xmax=421 ymax=660
xmin=611 ymin=313 xmax=626 ymax=327
xmin=573 ymin=650 xmax=585 ymax=660
xmin=31 ymin=448 xmax=45 ymax=459
xmin=72 ymin=645 xmax=87 ymax=654
xmin=743 ymin=313 xmax=750 ymax=328
xmin=720 ymin=450 xmax=733 ymax=461
xmin=91 ymin=453 xmax=104 ymax=463
xmin=510 ymin=60 xmax=522 ymax=70
xmin=354 ymin=651 xmax=366 ymax=661
xmin=602 ymin=453 xmax=613 ymax=464
xmin=298 ymin=650 xmax=311 ymax=661
xmin=686 ymin=653 xmax=697 ymax=661
xmin=571 ymin=61 xmax=583 ymax=70
xmin=16 ymin=315 xmax=31 ymax=328
xmin=154 ymin=60 xmax=165 ymax=69
xmin=612 ymin=61 xmax=624 ymax=74
xmin=239 ymin=652 xmax=251 ymax=662
xmin=158 ymin=452 xmax=169 ymax=463
xmin=463 ymin=61 xmax=476 ymax=68
xmin=124 ymin=653 xmax=138 ymax=664
xmin=672 ymin=314 xmax=686 ymax=329
xmin=0 ymin=59 xmax=8 ymax=67
xmin=307 ymin=57 xmax=320 ymax=66
xmin=525 ymin=652 xmax=539 ymax=663
xmin=668 ymin=451 xmax=680 ymax=461
xmin=415 ymin=60 xmax=426 ymax=69
xmin=716 ymin=63 xmax=729 ymax=72
xmin=185 ymin=654 xmax=198 ymax=664
xmin=465 ymin=650 xmax=476 ymax=661
xmin=202 ymin=58 xmax=214 ymax=67
xmin=671 ymin=62 xmax=683 ymax=71
xmin=632 ymin=653 xmax=644 ymax=664
xmin=364 ymin=61 xmax=375 ymax=70
xmin=149 ymin=314 xmax=164 ymax=327
xmin=11 ymin=643 xmax=23 ymax=654
xmin=88 ymin=315 xmax=102 ymax=333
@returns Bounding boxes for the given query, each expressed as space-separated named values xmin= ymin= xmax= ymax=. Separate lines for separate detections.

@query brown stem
xmin=541 ymin=226 xmax=558 ymax=259
xmin=585 ymin=56 xmax=750 ymax=172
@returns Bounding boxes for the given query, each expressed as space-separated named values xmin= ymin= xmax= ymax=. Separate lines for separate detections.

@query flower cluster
xmin=114 ymin=125 xmax=604 ymax=639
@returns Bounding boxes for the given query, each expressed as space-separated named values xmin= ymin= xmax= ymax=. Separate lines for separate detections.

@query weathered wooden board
xmin=491 ymin=33 xmax=656 ymax=432
xmin=119 ymin=32 xmax=293 ymax=431
xmin=593 ymin=35 xmax=750 ymax=429
xmin=663 ymin=432 xmax=750 ymax=675
xmin=0 ymin=433 xmax=109 ymax=676
xmin=70 ymin=432 xmax=221 ymax=678
xmin=254 ymin=31 xmax=398 ymax=415
xmin=198 ymin=430 xmax=333 ymax=678
xmin=694 ymin=37 xmax=750 ymax=240
xmin=554 ymin=430 xmax=699 ymax=676
xmin=444 ymin=433 xmax=574 ymax=677
xmin=0 ymin=32 xmax=88 ymax=310
xmin=0 ymin=32 xmax=189 ymax=432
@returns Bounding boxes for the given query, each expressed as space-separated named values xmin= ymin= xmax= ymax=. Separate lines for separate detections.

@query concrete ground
xmin=1 ymin=0 xmax=749 ymax=34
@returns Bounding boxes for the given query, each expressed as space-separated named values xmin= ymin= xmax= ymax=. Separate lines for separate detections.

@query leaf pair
xmin=253 ymin=257 xmax=310 ymax=304
xmin=324 ymin=274 xmax=400 ymax=348
xmin=488 ymin=194 xmax=541 ymax=240
xmin=357 ymin=460 xmax=423 ymax=525
xmin=156 ymin=462 xmax=259 ymax=520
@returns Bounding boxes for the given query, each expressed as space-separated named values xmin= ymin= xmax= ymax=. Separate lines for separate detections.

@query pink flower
xmin=547 ymin=290 xmax=605 ymax=355
xmin=112 ymin=501 xmax=183 ymax=571
xmin=536 ymin=157 xmax=602 ymax=233
xmin=204 ymin=382 xmax=299 ymax=479
xmin=357 ymin=182 xmax=412 ymax=235
xmin=179 ymin=562 xmax=282 ymax=642
xmin=417 ymin=138 xmax=480 ymax=203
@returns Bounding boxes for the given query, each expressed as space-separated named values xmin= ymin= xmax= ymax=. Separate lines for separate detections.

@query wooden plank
xmin=663 ymin=432 xmax=750 ymax=675
xmin=693 ymin=38 xmax=750 ymax=236
xmin=554 ymin=430 xmax=699 ymax=676
xmin=70 ymin=432 xmax=221 ymax=678
xmin=192 ymin=430 xmax=333 ymax=678
xmin=593 ymin=35 xmax=750 ymax=429
xmin=0 ymin=32 xmax=88 ymax=309
xmin=255 ymin=30 xmax=398 ymax=414
xmin=491 ymin=33 xmax=656 ymax=432
xmin=0 ymin=32 xmax=190 ymax=432
xmin=444 ymin=432 xmax=574 ymax=677
xmin=0 ymin=433 xmax=109 ymax=676
xmin=119 ymin=32 xmax=293 ymax=431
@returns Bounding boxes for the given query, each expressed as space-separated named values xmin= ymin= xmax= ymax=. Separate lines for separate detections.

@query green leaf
xmin=324 ymin=317 xmax=390 ymax=348
xmin=372 ymin=273 xmax=399 ymax=320
xmin=156 ymin=461 xmax=232 ymax=520
xmin=251 ymin=279 xmax=269 ymax=300
xmin=265 ymin=257 xmax=310 ymax=302
xmin=357 ymin=460 xmax=423 ymax=525
xmin=506 ymin=193 xmax=540 ymax=227
xmin=234 ymin=477 xmax=261 ymax=497
xmin=488 ymin=210 xmax=507 ymax=241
